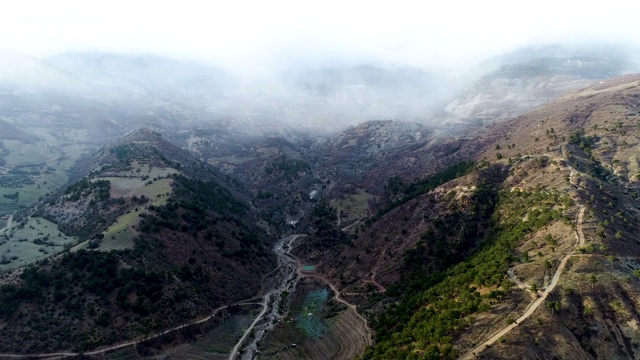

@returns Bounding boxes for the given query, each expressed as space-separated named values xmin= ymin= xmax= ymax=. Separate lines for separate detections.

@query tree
xmin=544 ymin=260 xmax=552 ymax=270
xmin=546 ymin=301 xmax=556 ymax=315
xmin=530 ymin=283 xmax=539 ymax=293
xmin=607 ymin=255 xmax=615 ymax=269
xmin=588 ymin=275 xmax=598 ymax=290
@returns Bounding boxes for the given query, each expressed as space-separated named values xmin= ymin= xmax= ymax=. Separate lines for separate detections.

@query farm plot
xmin=330 ymin=188 xmax=376 ymax=226
xmin=259 ymin=278 xmax=370 ymax=360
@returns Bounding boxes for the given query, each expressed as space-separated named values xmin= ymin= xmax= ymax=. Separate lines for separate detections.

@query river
xmin=230 ymin=234 xmax=303 ymax=360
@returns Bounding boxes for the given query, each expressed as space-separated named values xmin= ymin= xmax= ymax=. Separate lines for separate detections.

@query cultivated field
xmin=259 ymin=279 xmax=368 ymax=360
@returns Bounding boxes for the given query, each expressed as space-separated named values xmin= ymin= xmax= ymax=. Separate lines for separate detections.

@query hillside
xmin=444 ymin=48 xmax=637 ymax=128
xmin=0 ymin=130 xmax=275 ymax=353
xmin=289 ymin=75 xmax=640 ymax=359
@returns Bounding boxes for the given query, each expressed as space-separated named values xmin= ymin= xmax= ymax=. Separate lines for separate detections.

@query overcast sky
xmin=1 ymin=0 xmax=638 ymax=73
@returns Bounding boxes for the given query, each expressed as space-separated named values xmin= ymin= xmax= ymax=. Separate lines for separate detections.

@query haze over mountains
xmin=1 ymin=44 xmax=638 ymax=136
xmin=1 ymin=37 xmax=640 ymax=360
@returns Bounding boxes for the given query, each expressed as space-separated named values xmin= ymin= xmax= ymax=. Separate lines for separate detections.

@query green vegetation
xmin=370 ymin=161 xmax=475 ymax=224
xmin=308 ymin=202 xmax=351 ymax=248
xmin=265 ymin=155 xmax=310 ymax=182
xmin=0 ymin=171 xmax=273 ymax=352
xmin=64 ymin=178 xmax=110 ymax=202
xmin=0 ymin=250 xmax=168 ymax=351
xmin=140 ymin=174 xmax=246 ymax=234
xmin=568 ymin=131 xmax=613 ymax=182
xmin=361 ymin=188 xmax=570 ymax=359
xmin=138 ymin=174 xmax=269 ymax=264
xmin=0 ymin=217 xmax=77 ymax=270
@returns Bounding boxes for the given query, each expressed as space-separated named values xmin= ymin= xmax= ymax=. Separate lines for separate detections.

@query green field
xmin=0 ymin=136 xmax=90 ymax=217
xmin=330 ymin=188 xmax=376 ymax=225
xmin=94 ymin=178 xmax=173 ymax=252
xmin=0 ymin=216 xmax=77 ymax=271
xmin=296 ymin=289 xmax=329 ymax=338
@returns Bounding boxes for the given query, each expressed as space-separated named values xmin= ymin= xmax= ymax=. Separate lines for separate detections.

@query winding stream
xmin=230 ymin=234 xmax=303 ymax=360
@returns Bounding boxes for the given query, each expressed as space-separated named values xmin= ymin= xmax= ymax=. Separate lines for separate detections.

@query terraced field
xmin=258 ymin=279 xmax=369 ymax=360
xmin=146 ymin=305 xmax=261 ymax=360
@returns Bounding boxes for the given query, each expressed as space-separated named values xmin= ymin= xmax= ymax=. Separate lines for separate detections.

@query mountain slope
xmin=445 ymin=46 xmax=639 ymax=128
xmin=0 ymin=130 xmax=275 ymax=353
xmin=289 ymin=75 xmax=640 ymax=359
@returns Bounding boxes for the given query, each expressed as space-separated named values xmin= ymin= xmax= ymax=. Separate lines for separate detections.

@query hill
xmin=0 ymin=130 xmax=275 ymax=353
xmin=444 ymin=46 xmax=638 ymax=128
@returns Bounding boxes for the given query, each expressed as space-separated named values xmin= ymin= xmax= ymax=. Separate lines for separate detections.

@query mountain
xmin=0 ymin=50 xmax=87 ymax=93
xmin=0 ymin=129 xmax=275 ymax=353
xmin=445 ymin=45 xmax=640 ymax=128
xmin=1 ymin=47 xmax=640 ymax=358
xmin=290 ymin=75 xmax=640 ymax=359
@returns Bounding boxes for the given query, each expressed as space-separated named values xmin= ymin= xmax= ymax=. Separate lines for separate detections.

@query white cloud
xmin=1 ymin=0 xmax=638 ymax=71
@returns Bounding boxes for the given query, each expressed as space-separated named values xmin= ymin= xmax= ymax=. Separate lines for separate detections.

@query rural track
xmin=0 ymin=238 xmax=304 ymax=360
xmin=460 ymin=155 xmax=588 ymax=359
xmin=0 ymin=304 xmax=235 ymax=359
xmin=461 ymin=251 xmax=575 ymax=360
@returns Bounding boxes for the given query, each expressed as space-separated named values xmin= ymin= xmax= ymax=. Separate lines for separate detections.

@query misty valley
xmin=2 ymin=45 xmax=640 ymax=360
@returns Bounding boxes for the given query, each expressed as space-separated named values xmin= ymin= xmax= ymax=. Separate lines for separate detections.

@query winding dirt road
xmin=0 ymin=304 xmax=234 ymax=359
xmin=461 ymin=252 xmax=574 ymax=359
xmin=0 ymin=237 xmax=303 ymax=360
xmin=460 ymin=158 xmax=587 ymax=359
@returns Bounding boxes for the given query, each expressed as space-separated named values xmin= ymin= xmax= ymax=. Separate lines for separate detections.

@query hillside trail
xmin=575 ymin=205 xmax=586 ymax=246
xmin=0 ymin=304 xmax=235 ymax=359
xmin=460 ymin=155 xmax=587 ymax=359
xmin=0 ymin=236 xmax=304 ymax=360
xmin=369 ymin=248 xmax=388 ymax=293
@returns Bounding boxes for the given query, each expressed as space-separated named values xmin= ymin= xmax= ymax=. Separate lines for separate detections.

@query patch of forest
xmin=360 ymin=186 xmax=572 ymax=359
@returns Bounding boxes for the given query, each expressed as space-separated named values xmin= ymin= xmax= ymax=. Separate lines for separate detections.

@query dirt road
xmin=296 ymin=264 xmax=373 ymax=346
xmin=0 ymin=304 xmax=232 ymax=358
xmin=461 ymin=200 xmax=585 ymax=357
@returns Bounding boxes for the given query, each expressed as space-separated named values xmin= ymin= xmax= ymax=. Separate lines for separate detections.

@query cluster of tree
xmin=137 ymin=174 xmax=271 ymax=267
xmin=308 ymin=201 xmax=351 ymax=248
xmin=2 ymin=191 xmax=19 ymax=200
xmin=264 ymin=155 xmax=311 ymax=183
xmin=109 ymin=144 xmax=138 ymax=162
xmin=0 ymin=173 xmax=35 ymax=187
xmin=140 ymin=175 xmax=246 ymax=234
xmin=0 ymin=250 xmax=172 ymax=351
xmin=361 ymin=188 xmax=570 ymax=359
xmin=369 ymin=161 xmax=476 ymax=224
xmin=568 ymin=131 xmax=613 ymax=182
xmin=64 ymin=178 xmax=110 ymax=202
